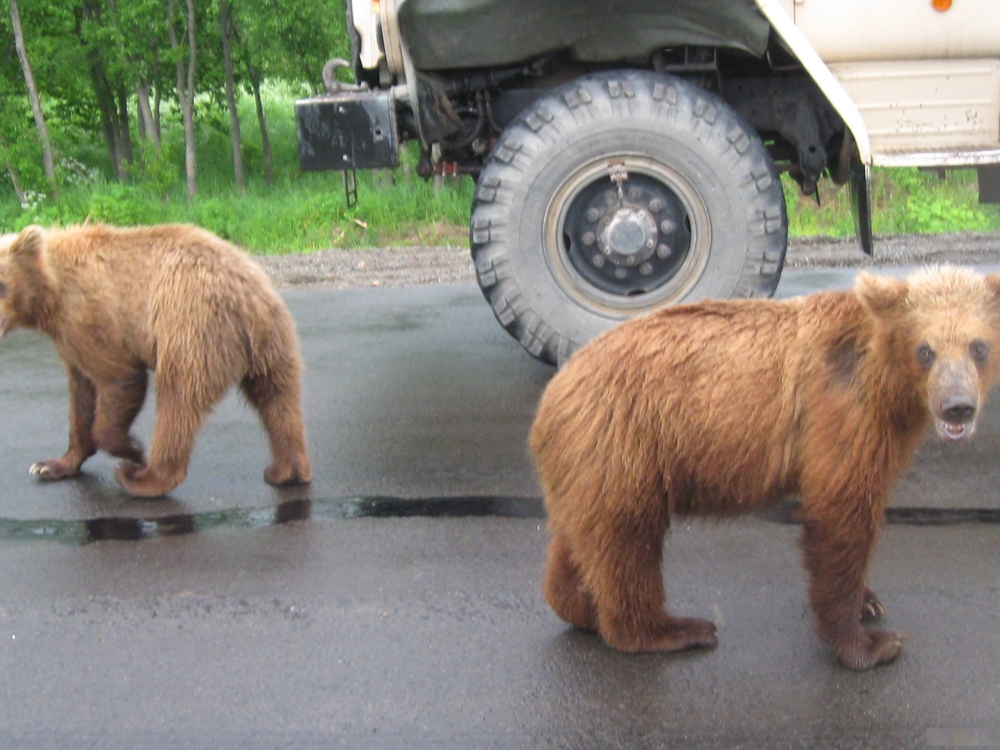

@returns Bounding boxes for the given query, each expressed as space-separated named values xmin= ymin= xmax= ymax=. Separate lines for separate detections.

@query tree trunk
xmin=246 ymin=62 xmax=273 ymax=187
xmin=168 ymin=0 xmax=197 ymax=202
xmin=5 ymin=163 xmax=26 ymax=206
xmin=101 ymin=0 xmax=133 ymax=169
xmin=153 ymin=72 xmax=162 ymax=143
xmin=136 ymin=80 xmax=159 ymax=148
xmin=90 ymin=60 xmax=125 ymax=179
xmin=218 ymin=0 xmax=244 ymax=194
xmin=79 ymin=2 xmax=129 ymax=180
xmin=136 ymin=86 xmax=146 ymax=141
xmin=9 ymin=0 xmax=57 ymax=196
xmin=0 ymin=133 xmax=27 ymax=206
xmin=116 ymin=83 xmax=133 ymax=166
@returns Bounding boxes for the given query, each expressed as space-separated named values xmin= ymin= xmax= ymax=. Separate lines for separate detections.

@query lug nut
xmin=615 ymin=267 xmax=628 ymax=279
xmin=604 ymin=191 xmax=617 ymax=205
xmin=593 ymin=255 xmax=606 ymax=267
xmin=657 ymin=244 xmax=672 ymax=258
xmin=628 ymin=187 xmax=642 ymax=201
xmin=586 ymin=208 xmax=601 ymax=222
xmin=639 ymin=262 xmax=653 ymax=275
xmin=649 ymin=198 xmax=663 ymax=213
xmin=582 ymin=232 xmax=596 ymax=246
xmin=660 ymin=219 xmax=675 ymax=234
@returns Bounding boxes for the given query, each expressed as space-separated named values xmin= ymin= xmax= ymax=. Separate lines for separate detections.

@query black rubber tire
xmin=470 ymin=70 xmax=787 ymax=365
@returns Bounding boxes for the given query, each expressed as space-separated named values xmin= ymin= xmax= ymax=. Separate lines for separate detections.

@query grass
xmin=2 ymin=83 xmax=998 ymax=253
xmin=784 ymin=167 xmax=1000 ymax=238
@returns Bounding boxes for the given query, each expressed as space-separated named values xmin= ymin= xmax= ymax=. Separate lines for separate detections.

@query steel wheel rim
xmin=543 ymin=155 xmax=712 ymax=317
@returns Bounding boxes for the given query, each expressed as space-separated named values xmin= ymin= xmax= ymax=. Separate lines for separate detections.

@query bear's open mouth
xmin=935 ymin=419 xmax=975 ymax=443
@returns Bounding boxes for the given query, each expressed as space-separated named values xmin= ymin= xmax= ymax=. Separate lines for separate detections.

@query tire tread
xmin=472 ymin=70 xmax=787 ymax=364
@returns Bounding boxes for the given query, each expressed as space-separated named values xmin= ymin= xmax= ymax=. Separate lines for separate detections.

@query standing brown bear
xmin=531 ymin=266 xmax=1000 ymax=670
xmin=0 ymin=223 xmax=311 ymax=497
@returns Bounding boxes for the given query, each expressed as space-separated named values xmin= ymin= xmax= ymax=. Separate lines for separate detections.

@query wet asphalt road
xmin=1 ymin=269 xmax=999 ymax=749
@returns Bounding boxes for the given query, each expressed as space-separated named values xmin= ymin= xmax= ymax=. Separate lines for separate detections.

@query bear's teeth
xmin=936 ymin=420 xmax=972 ymax=442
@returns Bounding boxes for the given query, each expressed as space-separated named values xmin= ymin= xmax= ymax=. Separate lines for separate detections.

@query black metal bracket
xmin=849 ymin=157 xmax=873 ymax=256
xmin=344 ymin=168 xmax=358 ymax=208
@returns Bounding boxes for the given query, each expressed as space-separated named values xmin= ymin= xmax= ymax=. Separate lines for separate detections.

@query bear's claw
xmin=861 ymin=589 xmax=887 ymax=622
xmin=29 ymin=459 xmax=79 ymax=481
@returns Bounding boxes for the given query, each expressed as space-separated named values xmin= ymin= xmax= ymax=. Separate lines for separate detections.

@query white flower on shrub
xmin=59 ymin=156 xmax=101 ymax=187
xmin=20 ymin=190 xmax=46 ymax=211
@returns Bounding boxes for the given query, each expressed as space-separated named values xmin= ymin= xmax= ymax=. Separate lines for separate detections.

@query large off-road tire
xmin=470 ymin=70 xmax=787 ymax=365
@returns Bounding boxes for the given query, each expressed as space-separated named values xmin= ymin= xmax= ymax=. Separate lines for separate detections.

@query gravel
xmin=255 ymin=231 xmax=1000 ymax=290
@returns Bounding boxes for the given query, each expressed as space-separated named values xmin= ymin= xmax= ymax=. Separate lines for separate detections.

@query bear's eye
xmin=917 ymin=342 xmax=935 ymax=368
xmin=971 ymin=339 xmax=989 ymax=366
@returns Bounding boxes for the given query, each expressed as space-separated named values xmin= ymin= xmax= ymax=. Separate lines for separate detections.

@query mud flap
xmin=978 ymin=164 xmax=1000 ymax=205
xmin=849 ymin=157 xmax=873 ymax=256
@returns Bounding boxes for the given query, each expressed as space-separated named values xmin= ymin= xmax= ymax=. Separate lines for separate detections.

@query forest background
xmin=2 ymin=0 xmax=999 ymax=254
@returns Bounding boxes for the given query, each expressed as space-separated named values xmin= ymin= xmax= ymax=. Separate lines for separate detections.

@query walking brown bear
xmin=530 ymin=266 xmax=1000 ymax=669
xmin=0 ymin=223 xmax=311 ymax=497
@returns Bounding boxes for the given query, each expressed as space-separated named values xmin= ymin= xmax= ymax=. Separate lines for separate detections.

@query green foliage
xmin=130 ymin=140 xmax=177 ymax=199
xmin=783 ymin=168 xmax=1000 ymax=239
xmin=2 ymin=0 xmax=998 ymax=251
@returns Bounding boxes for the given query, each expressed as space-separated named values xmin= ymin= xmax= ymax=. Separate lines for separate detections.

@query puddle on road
xmin=0 ymin=495 xmax=997 ymax=546
xmin=759 ymin=498 xmax=1000 ymax=526
xmin=0 ymin=495 xmax=545 ymax=546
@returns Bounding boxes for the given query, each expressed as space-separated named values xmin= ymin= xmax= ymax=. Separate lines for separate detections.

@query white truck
xmin=297 ymin=0 xmax=1000 ymax=364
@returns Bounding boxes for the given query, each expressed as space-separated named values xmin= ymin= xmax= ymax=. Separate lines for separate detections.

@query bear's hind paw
xmin=264 ymin=460 xmax=312 ymax=487
xmin=656 ymin=617 xmax=719 ymax=652
xmin=837 ymin=629 xmax=907 ymax=670
xmin=607 ymin=616 xmax=719 ymax=653
xmin=114 ymin=460 xmax=180 ymax=498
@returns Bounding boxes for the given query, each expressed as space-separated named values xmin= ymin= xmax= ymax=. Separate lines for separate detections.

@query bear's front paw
xmin=29 ymin=459 xmax=80 ymax=481
xmin=837 ymin=629 xmax=907 ymax=670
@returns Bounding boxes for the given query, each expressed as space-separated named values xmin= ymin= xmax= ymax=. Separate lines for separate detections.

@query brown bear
xmin=530 ymin=266 xmax=1000 ymax=670
xmin=0 ymin=223 xmax=311 ymax=497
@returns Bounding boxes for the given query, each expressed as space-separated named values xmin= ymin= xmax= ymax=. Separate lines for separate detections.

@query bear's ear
xmin=854 ymin=272 xmax=907 ymax=316
xmin=9 ymin=225 xmax=45 ymax=261
xmin=984 ymin=274 xmax=1000 ymax=310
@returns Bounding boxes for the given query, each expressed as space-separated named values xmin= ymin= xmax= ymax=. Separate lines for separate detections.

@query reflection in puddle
xmin=0 ymin=496 xmax=545 ymax=546
xmin=1 ymin=495 xmax=994 ymax=546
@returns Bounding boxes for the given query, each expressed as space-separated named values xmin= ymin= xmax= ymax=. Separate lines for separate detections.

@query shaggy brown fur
xmin=531 ymin=266 xmax=1000 ymax=670
xmin=0 ymin=223 xmax=311 ymax=497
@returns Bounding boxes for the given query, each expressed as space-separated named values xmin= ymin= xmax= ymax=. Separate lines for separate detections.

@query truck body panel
xmin=395 ymin=0 xmax=771 ymax=71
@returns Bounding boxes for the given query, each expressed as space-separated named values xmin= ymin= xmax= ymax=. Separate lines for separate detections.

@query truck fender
xmin=753 ymin=0 xmax=873 ymax=253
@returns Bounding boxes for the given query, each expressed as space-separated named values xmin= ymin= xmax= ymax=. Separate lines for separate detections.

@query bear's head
xmin=855 ymin=266 xmax=1000 ymax=444
xmin=0 ymin=225 xmax=57 ymax=337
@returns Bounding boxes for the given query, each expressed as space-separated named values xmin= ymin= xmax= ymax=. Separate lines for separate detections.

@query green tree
xmin=167 ymin=0 xmax=197 ymax=202
xmin=218 ymin=0 xmax=244 ymax=194
xmin=8 ymin=0 xmax=57 ymax=195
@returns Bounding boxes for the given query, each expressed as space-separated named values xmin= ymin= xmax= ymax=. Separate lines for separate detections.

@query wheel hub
xmin=563 ymin=170 xmax=692 ymax=296
xmin=597 ymin=206 xmax=659 ymax=266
